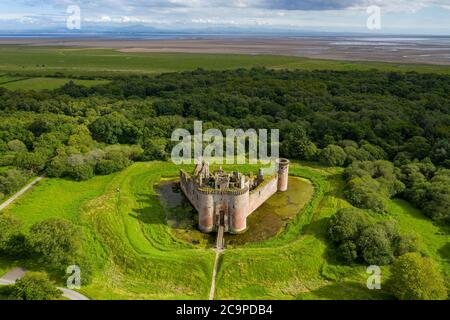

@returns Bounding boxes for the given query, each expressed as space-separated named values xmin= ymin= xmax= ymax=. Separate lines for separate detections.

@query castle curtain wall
xmin=179 ymin=159 xmax=289 ymax=234
xmin=248 ymin=177 xmax=278 ymax=214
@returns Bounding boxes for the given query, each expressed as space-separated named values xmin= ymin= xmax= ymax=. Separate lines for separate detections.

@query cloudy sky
xmin=0 ymin=0 xmax=449 ymax=34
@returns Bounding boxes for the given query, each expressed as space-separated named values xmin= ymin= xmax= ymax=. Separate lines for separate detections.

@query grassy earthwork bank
xmin=1 ymin=161 xmax=448 ymax=300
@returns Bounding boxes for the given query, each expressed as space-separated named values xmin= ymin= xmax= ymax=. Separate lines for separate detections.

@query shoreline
xmin=0 ymin=37 xmax=449 ymax=66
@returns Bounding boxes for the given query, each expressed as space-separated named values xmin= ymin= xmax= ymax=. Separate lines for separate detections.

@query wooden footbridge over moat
xmin=209 ymin=225 xmax=225 ymax=300
xmin=216 ymin=225 xmax=225 ymax=250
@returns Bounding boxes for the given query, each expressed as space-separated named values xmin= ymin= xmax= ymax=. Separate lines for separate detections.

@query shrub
xmin=14 ymin=151 xmax=47 ymax=173
xmin=9 ymin=272 xmax=60 ymax=300
xmin=358 ymin=224 xmax=395 ymax=265
xmin=393 ymin=234 xmax=418 ymax=257
xmin=0 ymin=169 xmax=30 ymax=196
xmin=389 ymin=253 xmax=447 ymax=300
xmin=344 ymin=161 xmax=405 ymax=213
xmin=400 ymin=167 xmax=450 ymax=225
xmin=0 ymin=214 xmax=23 ymax=253
xmin=143 ymin=137 xmax=168 ymax=161
xmin=319 ymin=145 xmax=347 ymax=167
xmin=28 ymin=218 xmax=80 ymax=269
xmin=328 ymin=208 xmax=371 ymax=243
xmin=344 ymin=176 xmax=388 ymax=213
xmin=328 ymin=209 xmax=416 ymax=265
xmin=7 ymin=139 xmax=27 ymax=153
xmin=338 ymin=241 xmax=358 ymax=264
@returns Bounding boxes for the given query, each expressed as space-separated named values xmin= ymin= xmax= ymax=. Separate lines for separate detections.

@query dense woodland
xmin=0 ymin=68 xmax=449 ymax=226
xmin=0 ymin=67 xmax=449 ymax=299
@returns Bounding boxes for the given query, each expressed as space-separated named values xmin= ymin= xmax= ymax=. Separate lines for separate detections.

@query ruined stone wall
xmin=179 ymin=171 xmax=199 ymax=210
xmin=180 ymin=170 xmax=248 ymax=233
xmin=180 ymin=162 xmax=289 ymax=234
xmin=248 ymin=176 xmax=278 ymax=214
xmin=224 ymin=192 xmax=249 ymax=233
xmin=180 ymin=171 xmax=214 ymax=232
xmin=277 ymin=159 xmax=290 ymax=192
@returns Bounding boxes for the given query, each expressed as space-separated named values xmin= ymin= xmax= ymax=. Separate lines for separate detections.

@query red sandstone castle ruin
xmin=179 ymin=159 xmax=290 ymax=234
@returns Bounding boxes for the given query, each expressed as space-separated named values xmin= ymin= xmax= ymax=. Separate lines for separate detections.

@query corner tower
xmin=277 ymin=158 xmax=290 ymax=192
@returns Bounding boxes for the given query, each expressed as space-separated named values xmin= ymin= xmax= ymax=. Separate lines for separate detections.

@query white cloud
xmin=0 ymin=0 xmax=448 ymax=33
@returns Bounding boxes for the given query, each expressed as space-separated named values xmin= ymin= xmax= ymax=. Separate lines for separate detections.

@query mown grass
xmin=383 ymin=200 xmax=449 ymax=278
xmin=0 ymin=161 xmax=447 ymax=300
xmin=214 ymin=163 xmax=391 ymax=300
xmin=1 ymin=46 xmax=450 ymax=77
xmin=4 ymin=175 xmax=115 ymax=228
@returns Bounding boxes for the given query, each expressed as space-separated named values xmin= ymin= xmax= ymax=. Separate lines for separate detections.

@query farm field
xmin=1 ymin=161 xmax=447 ymax=300
xmin=0 ymin=75 xmax=109 ymax=91
xmin=1 ymin=46 xmax=450 ymax=78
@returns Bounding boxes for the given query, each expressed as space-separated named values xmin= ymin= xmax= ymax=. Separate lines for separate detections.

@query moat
xmin=157 ymin=176 xmax=314 ymax=247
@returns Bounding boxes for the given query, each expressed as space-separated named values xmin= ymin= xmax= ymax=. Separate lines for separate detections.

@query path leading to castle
xmin=0 ymin=267 xmax=89 ymax=300
xmin=209 ymin=226 xmax=225 ymax=300
xmin=0 ymin=175 xmax=45 ymax=212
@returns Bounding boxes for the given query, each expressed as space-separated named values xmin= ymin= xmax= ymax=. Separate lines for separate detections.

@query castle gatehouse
xmin=179 ymin=159 xmax=290 ymax=234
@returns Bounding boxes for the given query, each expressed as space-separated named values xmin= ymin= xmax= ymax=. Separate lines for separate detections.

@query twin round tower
xmin=179 ymin=159 xmax=290 ymax=234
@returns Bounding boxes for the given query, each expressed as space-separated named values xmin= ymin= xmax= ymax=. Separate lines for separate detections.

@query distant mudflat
xmin=1 ymin=36 xmax=450 ymax=65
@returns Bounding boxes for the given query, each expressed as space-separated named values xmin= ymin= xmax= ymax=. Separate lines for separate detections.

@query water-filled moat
xmin=157 ymin=176 xmax=314 ymax=247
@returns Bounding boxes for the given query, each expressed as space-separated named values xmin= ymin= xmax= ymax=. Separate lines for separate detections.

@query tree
xmin=338 ymin=241 xmax=358 ymax=264
xmin=401 ymin=167 xmax=450 ymax=224
xmin=0 ymin=214 xmax=22 ymax=252
xmin=0 ymin=169 xmax=30 ymax=196
xmin=328 ymin=208 xmax=371 ymax=243
xmin=344 ymin=161 xmax=405 ymax=213
xmin=7 ymin=139 xmax=27 ymax=153
xmin=358 ymin=224 xmax=395 ymax=265
xmin=393 ymin=234 xmax=418 ymax=257
xmin=28 ymin=218 xmax=80 ymax=269
xmin=282 ymin=126 xmax=318 ymax=161
xmin=28 ymin=119 xmax=53 ymax=137
xmin=88 ymin=112 xmax=139 ymax=144
xmin=344 ymin=175 xmax=388 ymax=213
xmin=403 ymin=136 xmax=431 ymax=161
xmin=14 ymin=151 xmax=47 ymax=173
xmin=66 ymin=154 xmax=94 ymax=181
xmin=67 ymin=124 xmax=94 ymax=153
xmin=389 ymin=253 xmax=447 ymax=300
xmin=344 ymin=146 xmax=371 ymax=164
xmin=319 ymin=145 xmax=347 ymax=167
xmin=328 ymin=209 xmax=416 ymax=265
xmin=9 ymin=272 xmax=61 ymax=300
xmin=431 ymin=139 xmax=449 ymax=167
xmin=142 ymin=137 xmax=168 ymax=161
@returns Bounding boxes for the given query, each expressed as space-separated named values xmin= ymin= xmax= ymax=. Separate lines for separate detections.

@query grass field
xmin=0 ymin=77 xmax=109 ymax=91
xmin=1 ymin=46 xmax=450 ymax=78
xmin=0 ymin=75 xmax=28 ymax=84
xmin=1 ymin=161 xmax=447 ymax=300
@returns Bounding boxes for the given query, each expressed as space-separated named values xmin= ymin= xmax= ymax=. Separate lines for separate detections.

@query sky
xmin=0 ymin=0 xmax=449 ymax=35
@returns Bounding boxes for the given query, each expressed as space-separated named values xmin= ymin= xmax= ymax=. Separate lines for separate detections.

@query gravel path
xmin=0 ymin=176 xmax=45 ymax=212
xmin=209 ymin=226 xmax=225 ymax=300
xmin=0 ymin=267 xmax=90 ymax=300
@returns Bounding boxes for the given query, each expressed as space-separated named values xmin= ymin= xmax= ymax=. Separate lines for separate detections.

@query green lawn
xmin=386 ymin=200 xmax=449 ymax=278
xmin=5 ymin=175 xmax=115 ymax=228
xmin=1 ymin=46 xmax=450 ymax=77
xmin=0 ymin=161 xmax=448 ymax=300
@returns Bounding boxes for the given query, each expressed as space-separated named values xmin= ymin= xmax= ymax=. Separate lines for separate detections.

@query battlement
xmin=179 ymin=159 xmax=290 ymax=234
